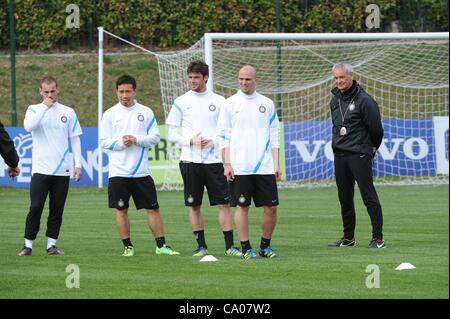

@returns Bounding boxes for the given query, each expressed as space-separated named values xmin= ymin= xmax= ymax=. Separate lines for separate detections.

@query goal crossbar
xmin=205 ymin=32 xmax=449 ymax=91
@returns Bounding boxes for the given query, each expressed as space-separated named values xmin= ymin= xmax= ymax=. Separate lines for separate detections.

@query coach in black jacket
xmin=328 ymin=63 xmax=385 ymax=249
xmin=0 ymin=120 xmax=20 ymax=178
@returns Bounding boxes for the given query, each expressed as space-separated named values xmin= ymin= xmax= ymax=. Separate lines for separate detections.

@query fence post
xmin=9 ymin=0 xmax=17 ymax=127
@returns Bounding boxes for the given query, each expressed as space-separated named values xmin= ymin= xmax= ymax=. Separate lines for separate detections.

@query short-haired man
xmin=327 ymin=63 xmax=385 ymax=249
xmin=18 ymin=76 xmax=82 ymax=256
xmin=166 ymin=60 xmax=241 ymax=257
xmin=100 ymin=75 xmax=179 ymax=257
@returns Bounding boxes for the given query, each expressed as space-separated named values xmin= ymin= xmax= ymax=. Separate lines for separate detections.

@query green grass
xmin=0 ymin=185 xmax=448 ymax=299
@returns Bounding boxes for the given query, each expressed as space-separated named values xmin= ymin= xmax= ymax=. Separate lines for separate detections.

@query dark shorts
xmin=179 ymin=161 xmax=230 ymax=207
xmin=108 ymin=176 xmax=159 ymax=210
xmin=229 ymin=175 xmax=279 ymax=208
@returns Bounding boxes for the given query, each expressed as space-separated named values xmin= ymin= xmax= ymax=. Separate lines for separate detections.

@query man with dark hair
xmin=0 ymin=121 xmax=20 ymax=178
xmin=166 ymin=61 xmax=241 ymax=257
xmin=18 ymin=76 xmax=83 ymax=256
xmin=100 ymin=74 xmax=179 ymax=257
xmin=116 ymin=74 xmax=136 ymax=89
xmin=327 ymin=63 xmax=385 ymax=249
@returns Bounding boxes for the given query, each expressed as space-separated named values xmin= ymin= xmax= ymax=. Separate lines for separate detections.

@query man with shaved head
xmin=218 ymin=65 xmax=281 ymax=259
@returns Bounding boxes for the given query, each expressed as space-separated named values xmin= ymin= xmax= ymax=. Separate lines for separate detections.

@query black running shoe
xmin=44 ymin=245 xmax=64 ymax=256
xmin=328 ymin=237 xmax=356 ymax=247
xmin=368 ymin=238 xmax=386 ymax=249
xmin=18 ymin=246 xmax=32 ymax=256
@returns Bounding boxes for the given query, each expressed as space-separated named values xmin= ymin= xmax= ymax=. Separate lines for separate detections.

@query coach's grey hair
xmin=332 ymin=63 xmax=353 ymax=74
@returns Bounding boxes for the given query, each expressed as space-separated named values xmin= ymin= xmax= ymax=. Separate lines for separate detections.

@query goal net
xmin=155 ymin=33 xmax=449 ymax=189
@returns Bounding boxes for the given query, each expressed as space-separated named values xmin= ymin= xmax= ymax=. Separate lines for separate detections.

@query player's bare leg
xmin=148 ymin=209 xmax=180 ymax=255
xmin=116 ymin=209 xmax=135 ymax=256
xmin=220 ymin=204 xmax=241 ymax=256
xmin=261 ymin=206 xmax=277 ymax=239
xmin=115 ymin=209 xmax=130 ymax=239
xmin=235 ymin=205 xmax=257 ymax=258
xmin=147 ymin=209 xmax=164 ymax=238
xmin=258 ymin=206 xmax=278 ymax=258
xmin=189 ymin=206 xmax=204 ymax=231
xmin=189 ymin=206 xmax=209 ymax=255
xmin=218 ymin=204 xmax=233 ymax=231
xmin=234 ymin=205 xmax=249 ymax=241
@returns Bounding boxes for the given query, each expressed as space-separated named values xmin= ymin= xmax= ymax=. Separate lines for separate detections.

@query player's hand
xmin=274 ymin=166 xmax=282 ymax=181
xmin=371 ymin=146 xmax=377 ymax=160
xmin=200 ymin=138 xmax=213 ymax=149
xmin=190 ymin=132 xmax=203 ymax=146
xmin=223 ymin=163 xmax=235 ymax=182
xmin=7 ymin=166 xmax=20 ymax=179
xmin=122 ymin=135 xmax=136 ymax=147
xmin=42 ymin=97 xmax=54 ymax=107
xmin=73 ymin=167 xmax=82 ymax=181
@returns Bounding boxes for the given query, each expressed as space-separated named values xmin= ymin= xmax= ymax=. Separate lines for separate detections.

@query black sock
xmin=122 ymin=238 xmax=132 ymax=247
xmin=193 ymin=230 xmax=207 ymax=249
xmin=155 ymin=236 xmax=165 ymax=248
xmin=223 ymin=230 xmax=234 ymax=250
xmin=260 ymin=237 xmax=271 ymax=250
xmin=240 ymin=240 xmax=252 ymax=254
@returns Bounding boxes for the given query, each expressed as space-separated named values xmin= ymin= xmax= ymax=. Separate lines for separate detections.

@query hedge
xmin=0 ymin=0 xmax=448 ymax=51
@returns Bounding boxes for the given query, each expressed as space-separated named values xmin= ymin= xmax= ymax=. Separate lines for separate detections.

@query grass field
xmin=0 ymin=185 xmax=448 ymax=299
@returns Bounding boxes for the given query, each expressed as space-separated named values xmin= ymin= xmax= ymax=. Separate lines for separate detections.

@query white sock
xmin=47 ymin=238 xmax=57 ymax=249
xmin=25 ymin=239 xmax=33 ymax=249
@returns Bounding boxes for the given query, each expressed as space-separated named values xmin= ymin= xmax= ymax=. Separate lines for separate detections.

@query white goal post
xmin=97 ymin=30 xmax=448 ymax=189
xmin=155 ymin=32 xmax=449 ymax=189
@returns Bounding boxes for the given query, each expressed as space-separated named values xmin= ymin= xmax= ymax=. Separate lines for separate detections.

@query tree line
xmin=0 ymin=0 xmax=448 ymax=51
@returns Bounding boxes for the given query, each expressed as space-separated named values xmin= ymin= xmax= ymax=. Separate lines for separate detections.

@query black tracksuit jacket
xmin=330 ymin=81 xmax=384 ymax=157
xmin=0 ymin=121 xmax=19 ymax=168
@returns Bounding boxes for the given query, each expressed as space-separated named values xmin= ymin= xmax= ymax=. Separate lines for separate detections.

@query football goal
xmin=155 ymin=32 xmax=449 ymax=189
xmin=97 ymin=29 xmax=448 ymax=189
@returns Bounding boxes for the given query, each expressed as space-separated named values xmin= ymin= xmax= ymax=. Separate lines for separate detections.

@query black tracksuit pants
xmin=334 ymin=152 xmax=383 ymax=240
xmin=24 ymin=173 xmax=70 ymax=240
